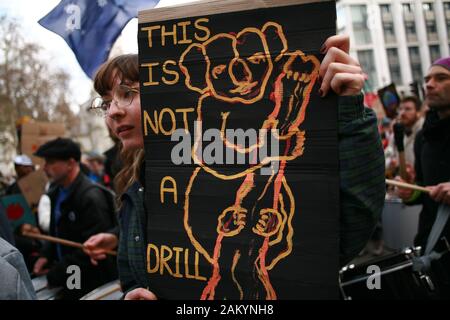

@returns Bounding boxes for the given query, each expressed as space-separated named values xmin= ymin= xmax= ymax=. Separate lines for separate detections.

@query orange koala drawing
xmin=179 ymin=21 xmax=320 ymax=300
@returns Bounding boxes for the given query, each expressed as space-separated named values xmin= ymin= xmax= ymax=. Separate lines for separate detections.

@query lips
xmin=116 ymin=125 xmax=134 ymax=135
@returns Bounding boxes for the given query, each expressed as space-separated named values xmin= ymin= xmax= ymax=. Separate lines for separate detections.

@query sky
xmin=0 ymin=0 xmax=199 ymax=110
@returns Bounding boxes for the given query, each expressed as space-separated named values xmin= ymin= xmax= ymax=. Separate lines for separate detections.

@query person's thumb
xmin=84 ymin=237 xmax=100 ymax=249
xmin=90 ymin=258 xmax=99 ymax=266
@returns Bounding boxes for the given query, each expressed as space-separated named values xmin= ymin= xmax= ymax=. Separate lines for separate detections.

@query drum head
xmin=79 ymin=279 xmax=122 ymax=300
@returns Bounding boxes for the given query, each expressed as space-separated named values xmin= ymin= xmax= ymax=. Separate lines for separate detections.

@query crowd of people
xmin=366 ymin=57 xmax=450 ymax=260
xmin=0 ymin=33 xmax=449 ymax=300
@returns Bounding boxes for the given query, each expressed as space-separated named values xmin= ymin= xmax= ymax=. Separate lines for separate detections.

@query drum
xmin=79 ymin=279 xmax=122 ymax=300
xmin=340 ymin=242 xmax=450 ymax=300
xmin=32 ymin=275 xmax=63 ymax=300
xmin=382 ymin=198 xmax=421 ymax=250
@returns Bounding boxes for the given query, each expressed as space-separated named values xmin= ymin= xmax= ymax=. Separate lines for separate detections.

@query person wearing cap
xmin=397 ymin=57 xmax=450 ymax=251
xmin=5 ymin=155 xmax=35 ymax=196
xmin=32 ymin=137 xmax=117 ymax=299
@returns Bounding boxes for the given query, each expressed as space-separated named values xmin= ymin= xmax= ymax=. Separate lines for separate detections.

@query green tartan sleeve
xmin=117 ymin=203 xmax=138 ymax=293
xmin=338 ymin=94 xmax=386 ymax=266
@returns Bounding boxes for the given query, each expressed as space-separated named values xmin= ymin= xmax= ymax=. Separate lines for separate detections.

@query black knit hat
xmin=34 ymin=137 xmax=81 ymax=162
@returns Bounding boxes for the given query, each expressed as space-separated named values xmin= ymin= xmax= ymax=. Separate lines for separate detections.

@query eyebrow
xmin=120 ymin=79 xmax=134 ymax=86
xmin=426 ymin=72 xmax=450 ymax=78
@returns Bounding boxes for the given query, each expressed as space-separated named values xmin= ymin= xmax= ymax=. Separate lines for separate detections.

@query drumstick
xmin=22 ymin=231 xmax=117 ymax=256
xmin=385 ymin=179 xmax=430 ymax=194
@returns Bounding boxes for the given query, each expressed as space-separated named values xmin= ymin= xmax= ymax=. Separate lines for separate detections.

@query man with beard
xmin=386 ymin=96 xmax=424 ymax=172
xmin=398 ymin=57 xmax=450 ymax=248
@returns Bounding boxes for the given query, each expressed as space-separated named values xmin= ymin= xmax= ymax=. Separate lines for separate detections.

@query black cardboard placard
xmin=139 ymin=0 xmax=339 ymax=299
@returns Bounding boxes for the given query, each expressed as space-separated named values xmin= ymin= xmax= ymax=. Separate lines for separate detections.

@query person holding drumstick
xmin=397 ymin=57 xmax=450 ymax=248
xmin=32 ymin=138 xmax=118 ymax=299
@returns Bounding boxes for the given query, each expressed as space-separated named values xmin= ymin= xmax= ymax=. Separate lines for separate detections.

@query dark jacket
xmin=117 ymin=95 xmax=385 ymax=295
xmin=410 ymin=111 xmax=450 ymax=247
xmin=42 ymin=171 xmax=117 ymax=299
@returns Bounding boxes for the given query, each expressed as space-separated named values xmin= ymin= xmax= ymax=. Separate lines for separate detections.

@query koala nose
xmin=232 ymin=58 xmax=251 ymax=84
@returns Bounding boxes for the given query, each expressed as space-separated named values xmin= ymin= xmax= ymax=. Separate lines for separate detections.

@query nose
xmin=425 ymin=77 xmax=435 ymax=91
xmin=232 ymin=58 xmax=251 ymax=83
xmin=107 ymin=100 xmax=125 ymax=119
xmin=43 ymin=163 xmax=50 ymax=175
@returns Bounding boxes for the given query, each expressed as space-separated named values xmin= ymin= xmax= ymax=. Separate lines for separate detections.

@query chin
xmin=122 ymin=140 xmax=143 ymax=153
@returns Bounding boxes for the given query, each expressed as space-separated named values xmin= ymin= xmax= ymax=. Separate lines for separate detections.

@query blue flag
xmin=39 ymin=0 xmax=160 ymax=78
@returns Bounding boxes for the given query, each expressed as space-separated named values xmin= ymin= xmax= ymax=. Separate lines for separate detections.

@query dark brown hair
xmin=94 ymin=54 xmax=139 ymax=96
xmin=93 ymin=54 xmax=142 ymax=205
xmin=400 ymin=96 xmax=421 ymax=112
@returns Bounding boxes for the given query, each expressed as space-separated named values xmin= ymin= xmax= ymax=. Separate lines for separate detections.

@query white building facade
xmin=337 ymin=0 xmax=450 ymax=93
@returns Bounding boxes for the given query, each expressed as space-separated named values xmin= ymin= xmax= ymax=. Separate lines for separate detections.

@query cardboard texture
xmin=139 ymin=0 xmax=339 ymax=299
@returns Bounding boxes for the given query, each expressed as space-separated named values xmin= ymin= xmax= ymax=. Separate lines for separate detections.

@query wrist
xmin=338 ymin=93 xmax=364 ymax=122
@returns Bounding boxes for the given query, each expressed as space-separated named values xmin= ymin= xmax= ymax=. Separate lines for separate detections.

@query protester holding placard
xmin=86 ymin=26 xmax=384 ymax=298
xmin=397 ymin=57 xmax=450 ymax=247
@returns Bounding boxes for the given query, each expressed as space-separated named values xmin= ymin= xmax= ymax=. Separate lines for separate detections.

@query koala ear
xmin=261 ymin=22 xmax=288 ymax=62
xmin=179 ymin=43 xmax=208 ymax=94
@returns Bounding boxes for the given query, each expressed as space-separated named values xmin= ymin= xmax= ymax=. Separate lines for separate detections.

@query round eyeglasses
xmin=89 ymin=85 xmax=139 ymax=118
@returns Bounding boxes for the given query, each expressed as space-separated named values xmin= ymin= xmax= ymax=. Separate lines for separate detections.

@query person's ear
xmin=179 ymin=43 xmax=208 ymax=94
xmin=68 ymin=158 xmax=76 ymax=169
xmin=261 ymin=22 xmax=288 ymax=62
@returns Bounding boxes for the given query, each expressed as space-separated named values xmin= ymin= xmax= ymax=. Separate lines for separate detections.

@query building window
xmin=408 ymin=47 xmax=423 ymax=81
xmin=422 ymin=2 xmax=433 ymax=11
xmin=357 ymin=50 xmax=377 ymax=89
xmin=425 ymin=20 xmax=438 ymax=41
xmin=380 ymin=4 xmax=391 ymax=14
xmin=423 ymin=2 xmax=438 ymax=41
xmin=429 ymin=45 xmax=441 ymax=63
xmin=351 ymin=5 xmax=372 ymax=45
xmin=403 ymin=3 xmax=417 ymax=42
xmin=448 ymin=21 xmax=450 ymax=41
xmin=404 ymin=21 xmax=417 ymax=42
xmin=402 ymin=3 xmax=414 ymax=14
xmin=426 ymin=21 xmax=437 ymax=35
xmin=445 ymin=2 xmax=450 ymax=41
xmin=380 ymin=4 xmax=395 ymax=43
xmin=386 ymin=48 xmax=402 ymax=85
xmin=383 ymin=22 xmax=396 ymax=43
